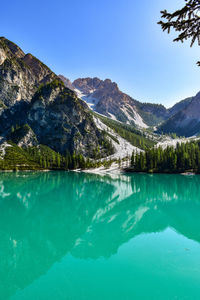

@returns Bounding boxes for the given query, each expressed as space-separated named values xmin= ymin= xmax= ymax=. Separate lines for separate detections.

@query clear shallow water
xmin=1 ymin=172 xmax=200 ymax=300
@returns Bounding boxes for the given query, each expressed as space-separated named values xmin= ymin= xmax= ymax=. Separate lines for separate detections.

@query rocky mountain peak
xmin=0 ymin=38 xmax=57 ymax=107
xmin=60 ymin=74 xmax=200 ymax=130
xmin=0 ymin=37 xmax=25 ymax=59
xmin=158 ymin=92 xmax=200 ymax=136
xmin=182 ymin=95 xmax=200 ymax=119
xmin=73 ymin=77 xmax=101 ymax=94
xmin=195 ymin=91 xmax=200 ymax=99
xmin=58 ymin=75 xmax=74 ymax=90
xmin=73 ymin=77 xmax=119 ymax=95
xmin=101 ymin=79 xmax=119 ymax=93
xmin=22 ymin=53 xmax=52 ymax=81
xmin=72 ymin=76 xmax=143 ymax=126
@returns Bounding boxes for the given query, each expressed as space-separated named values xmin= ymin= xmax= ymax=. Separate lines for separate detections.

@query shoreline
xmin=0 ymin=165 xmax=198 ymax=176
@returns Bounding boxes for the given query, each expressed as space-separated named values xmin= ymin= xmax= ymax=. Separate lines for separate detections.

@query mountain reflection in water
xmin=0 ymin=172 xmax=200 ymax=299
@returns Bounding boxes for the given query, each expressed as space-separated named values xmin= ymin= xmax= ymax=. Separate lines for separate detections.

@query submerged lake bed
xmin=1 ymin=172 xmax=200 ymax=300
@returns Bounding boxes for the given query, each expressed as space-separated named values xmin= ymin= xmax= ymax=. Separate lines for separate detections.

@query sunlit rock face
xmin=58 ymin=75 xmax=74 ymax=91
xmin=0 ymin=37 xmax=56 ymax=107
xmin=72 ymin=77 xmax=148 ymax=127
xmin=0 ymin=38 xmax=113 ymax=156
xmin=67 ymin=77 xmax=182 ymax=128
xmin=26 ymin=82 xmax=109 ymax=155
xmin=0 ymin=48 xmax=6 ymax=65
xmin=60 ymin=75 xmax=196 ymax=131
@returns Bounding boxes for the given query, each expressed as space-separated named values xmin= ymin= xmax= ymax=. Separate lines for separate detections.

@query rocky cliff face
xmin=158 ymin=93 xmax=200 ymax=137
xmin=60 ymin=76 xmax=199 ymax=134
xmin=27 ymin=80 xmax=110 ymax=156
xmin=0 ymin=38 xmax=114 ymax=157
xmin=8 ymin=124 xmax=38 ymax=148
xmin=73 ymin=77 xmax=148 ymax=127
xmin=62 ymin=76 xmax=185 ymax=128
xmin=167 ymin=97 xmax=193 ymax=117
xmin=0 ymin=37 xmax=55 ymax=108
xmin=58 ymin=75 xmax=74 ymax=90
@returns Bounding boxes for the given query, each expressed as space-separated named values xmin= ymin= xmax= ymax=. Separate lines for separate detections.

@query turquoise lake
xmin=1 ymin=171 xmax=200 ymax=300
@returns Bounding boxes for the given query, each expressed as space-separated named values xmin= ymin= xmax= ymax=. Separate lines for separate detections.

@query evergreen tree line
xmin=26 ymin=146 xmax=114 ymax=170
xmin=131 ymin=141 xmax=200 ymax=173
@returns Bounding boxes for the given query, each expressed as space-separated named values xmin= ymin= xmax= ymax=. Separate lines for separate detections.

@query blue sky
xmin=1 ymin=0 xmax=200 ymax=107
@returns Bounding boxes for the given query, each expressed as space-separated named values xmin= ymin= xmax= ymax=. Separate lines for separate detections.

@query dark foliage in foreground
xmin=158 ymin=0 xmax=200 ymax=65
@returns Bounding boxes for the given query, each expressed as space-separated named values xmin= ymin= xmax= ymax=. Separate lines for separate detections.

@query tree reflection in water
xmin=0 ymin=172 xmax=200 ymax=299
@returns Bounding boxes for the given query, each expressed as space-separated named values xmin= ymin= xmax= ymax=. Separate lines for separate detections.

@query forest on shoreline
xmin=129 ymin=140 xmax=200 ymax=174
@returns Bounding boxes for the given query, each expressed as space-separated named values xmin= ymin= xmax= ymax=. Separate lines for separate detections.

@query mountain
xmin=136 ymin=102 xmax=168 ymax=127
xmin=73 ymin=77 xmax=169 ymax=128
xmin=58 ymin=76 xmax=169 ymax=128
xmin=1 ymin=36 xmax=199 ymax=168
xmin=167 ymin=97 xmax=193 ymax=116
xmin=0 ymin=37 xmax=55 ymax=108
xmin=58 ymin=75 xmax=74 ymax=90
xmin=158 ymin=93 xmax=200 ymax=137
xmin=0 ymin=37 xmax=114 ymax=157
xmin=60 ymin=75 xmax=194 ymax=130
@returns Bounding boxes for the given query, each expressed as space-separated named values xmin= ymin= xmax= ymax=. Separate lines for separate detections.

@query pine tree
xmin=57 ymin=154 xmax=61 ymax=168
xmin=158 ymin=0 xmax=200 ymax=65
xmin=131 ymin=140 xmax=200 ymax=173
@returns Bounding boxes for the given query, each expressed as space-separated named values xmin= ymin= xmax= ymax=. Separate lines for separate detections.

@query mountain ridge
xmin=0 ymin=36 xmax=200 ymax=171
xmin=0 ymin=37 xmax=116 ymax=158
xmin=59 ymin=75 xmax=197 ymax=132
xmin=158 ymin=92 xmax=200 ymax=137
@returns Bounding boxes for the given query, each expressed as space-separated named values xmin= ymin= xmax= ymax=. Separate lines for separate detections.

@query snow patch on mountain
xmin=74 ymin=88 xmax=85 ymax=99
xmin=121 ymin=105 xmax=148 ymax=128
xmin=94 ymin=116 xmax=142 ymax=160
xmin=74 ymin=88 xmax=99 ymax=110
xmin=82 ymin=95 xmax=99 ymax=110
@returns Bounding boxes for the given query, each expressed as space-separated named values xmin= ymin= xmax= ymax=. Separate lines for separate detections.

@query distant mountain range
xmin=59 ymin=75 xmax=198 ymax=136
xmin=0 ymin=36 xmax=200 ymax=168
xmin=158 ymin=94 xmax=200 ymax=137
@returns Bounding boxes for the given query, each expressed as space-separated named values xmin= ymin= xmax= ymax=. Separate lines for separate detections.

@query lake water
xmin=1 ymin=171 xmax=200 ymax=300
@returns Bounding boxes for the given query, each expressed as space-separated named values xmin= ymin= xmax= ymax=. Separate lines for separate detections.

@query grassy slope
xmin=0 ymin=143 xmax=40 ymax=170
xmin=0 ymin=143 xmax=61 ymax=170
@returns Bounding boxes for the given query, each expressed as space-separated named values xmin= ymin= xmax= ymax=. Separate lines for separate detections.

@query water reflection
xmin=0 ymin=171 xmax=200 ymax=299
